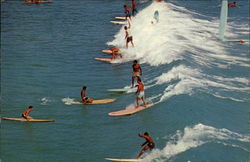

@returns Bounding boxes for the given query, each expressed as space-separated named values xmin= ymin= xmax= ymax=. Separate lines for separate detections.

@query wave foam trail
xmin=108 ymin=1 xmax=226 ymax=66
xmin=142 ymin=123 xmax=250 ymax=161
xmin=108 ymin=1 xmax=249 ymax=103
xmin=62 ymin=97 xmax=75 ymax=105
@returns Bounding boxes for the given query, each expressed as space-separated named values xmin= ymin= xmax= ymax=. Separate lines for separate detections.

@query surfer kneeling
xmin=228 ymin=2 xmax=237 ymax=7
xmin=81 ymin=86 xmax=93 ymax=104
xmin=136 ymin=132 xmax=155 ymax=159
xmin=21 ymin=106 xmax=33 ymax=120
xmin=135 ymin=78 xmax=147 ymax=108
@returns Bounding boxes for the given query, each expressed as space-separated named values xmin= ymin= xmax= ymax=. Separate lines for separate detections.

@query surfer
xmin=228 ymin=2 xmax=237 ymax=7
xmin=132 ymin=60 xmax=142 ymax=88
xmin=21 ymin=106 xmax=33 ymax=120
xmin=124 ymin=5 xmax=131 ymax=20
xmin=136 ymin=132 xmax=155 ymax=159
xmin=124 ymin=20 xmax=134 ymax=49
xmin=135 ymin=78 xmax=147 ymax=108
xmin=110 ymin=47 xmax=122 ymax=60
xmin=81 ymin=86 xmax=93 ymax=104
xmin=131 ymin=0 xmax=138 ymax=16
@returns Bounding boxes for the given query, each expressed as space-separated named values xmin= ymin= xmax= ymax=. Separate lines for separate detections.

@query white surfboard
xmin=110 ymin=21 xmax=127 ymax=25
xmin=107 ymin=87 xmax=137 ymax=93
xmin=115 ymin=16 xmax=127 ymax=20
xmin=105 ymin=158 xmax=140 ymax=162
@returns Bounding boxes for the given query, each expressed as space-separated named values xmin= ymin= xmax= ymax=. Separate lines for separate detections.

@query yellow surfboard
xmin=108 ymin=104 xmax=154 ymax=116
xmin=2 ymin=117 xmax=54 ymax=122
xmin=105 ymin=158 xmax=140 ymax=162
xmin=72 ymin=98 xmax=116 ymax=105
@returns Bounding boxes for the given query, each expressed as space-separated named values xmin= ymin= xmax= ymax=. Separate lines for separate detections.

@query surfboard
xmin=102 ymin=49 xmax=113 ymax=54
xmin=110 ymin=21 xmax=127 ymax=25
xmin=102 ymin=49 xmax=122 ymax=54
xmin=95 ymin=57 xmax=113 ymax=63
xmin=107 ymin=87 xmax=137 ymax=93
xmin=115 ymin=16 xmax=127 ymax=20
xmin=108 ymin=104 xmax=154 ymax=116
xmin=2 ymin=117 xmax=54 ymax=122
xmin=154 ymin=10 xmax=159 ymax=23
xmin=24 ymin=1 xmax=52 ymax=4
xmin=71 ymin=98 xmax=116 ymax=105
xmin=105 ymin=158 xmax=140 ymax=162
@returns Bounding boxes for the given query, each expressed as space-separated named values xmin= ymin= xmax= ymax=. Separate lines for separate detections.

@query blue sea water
xmin=1 ymin=0 xmax=249 ymax=162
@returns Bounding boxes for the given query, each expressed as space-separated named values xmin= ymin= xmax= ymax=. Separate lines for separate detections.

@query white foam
xmin=62 ymin=97 xmax=75 ymax=105
xmin=40 ymin=97 xmax=52 ymax=105
xmin=141 ymin=123 xmax=250 ymax=161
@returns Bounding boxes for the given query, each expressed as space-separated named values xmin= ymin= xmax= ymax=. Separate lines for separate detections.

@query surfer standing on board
xmin=124 ymin=20 xmax=134 ymax=49
xmin=136 ymin=132 xmax=155 ymax=159
xmin=131 ymin=0 xmax=137 ymax=16
xmin=21 ymin=106 xmax=33 ymax=120
xmin=124 ymin=5 xmax=131 ymax=20
xmin=81 ymin=86 xmax=93 ymax=104
xmin=135 ymin=78 xmax=147 ymax=107
xmin=132 ymin=60 xmax=142 ymax=88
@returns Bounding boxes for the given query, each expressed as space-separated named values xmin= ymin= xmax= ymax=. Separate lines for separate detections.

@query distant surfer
xmin=124 ymin=5 xmax=131 ymax=20
xmin=110 ymin=47 xmax=122 ymax=60
xmin=81 ymin=86 xmax=93 ymax=104
xmin=21 ymin=106 xmax=33 ymax=120
xmin=132 ymin=60 xmax=142 ymax=88
xmin=131 ymin=0 xmax=138 ymax=16
xmin=228 ymin=2 xmax=237 ymax=7
xmin=135 ymin=78 xmax=147 ymax=107
xmin=124 ymin=20 xmax=134 ymax=48
xmin=136 ymin=132 xmax=155 ymax=159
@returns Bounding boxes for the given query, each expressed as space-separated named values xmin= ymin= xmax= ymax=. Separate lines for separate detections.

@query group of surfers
xmin=19 ymin=0 xmax=163 ymax=159
xmin=21 ymin=105 xmax=154 ymax=159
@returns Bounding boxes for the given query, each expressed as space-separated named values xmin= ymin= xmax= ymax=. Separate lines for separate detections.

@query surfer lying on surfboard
xmin=24 ymin=0 xmax=51 ymax=4
xmin=110 ymin=47 xmax=122 ymax=60
xmin=228 ymin=2 xmax=237 ymax=7
xmin=21 ymin=106 xmax=33 ymax=120
xmin=136 ymin=132 xmax=155 ymax=159
xmin=135 ymin=78 xmax=147 ymax=108
xmin=81 ymin=86 xmax=93 ymax=104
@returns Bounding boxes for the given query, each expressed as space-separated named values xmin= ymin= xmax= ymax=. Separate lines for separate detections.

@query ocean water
xmin=1 ymin=0 xmax=249 ymax=162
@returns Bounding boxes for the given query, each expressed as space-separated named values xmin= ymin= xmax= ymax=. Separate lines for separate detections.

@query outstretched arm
xmin=128 ymin=19 xmax=131 ymax=29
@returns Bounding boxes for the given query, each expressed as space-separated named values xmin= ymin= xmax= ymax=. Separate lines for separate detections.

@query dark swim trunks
xmin=127 ymin=36 xmax=133 ymax=43
xmin=148 ymin=142 xmax=155 ymax=150
xmin=21 ymin=114 xmax=26 ymax=118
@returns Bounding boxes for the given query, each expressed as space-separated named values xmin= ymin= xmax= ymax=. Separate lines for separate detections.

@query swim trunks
xmin=137 ymin=91 xmax=144 ymax=98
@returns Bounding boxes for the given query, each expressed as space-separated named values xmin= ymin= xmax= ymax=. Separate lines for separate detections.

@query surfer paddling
xmin=124 ymin=20 xmax=134 ymax=48
xmin=135 ymin=78 xmax=147 ymax=108
xmin=21 ymin=106 xmax=33 ymax=120
xmin=136 ymin=132 xmax=155 ymax=159
xmin=132 ymin=60 xmax=142 ymax=88
xmin=110 ymin=47 xmax=122 ymax=60
xmin=81 ymin=86 xmax=93 ymax=104
xmin=228 ymin=2 xmax=237 ymax=7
